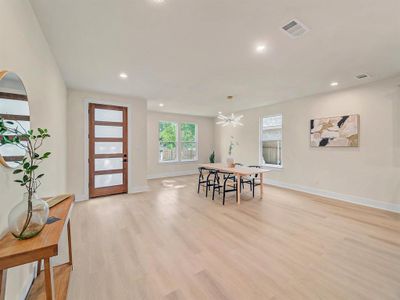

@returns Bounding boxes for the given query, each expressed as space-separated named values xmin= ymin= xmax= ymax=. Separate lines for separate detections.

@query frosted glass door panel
xmin=95 ymin=142 xmax=123 ymax=154
xmin=94 ymin=109 xmax=123 ymax=122
xmin=95 ymin=125 xmax=123 ymax=138
xmin=95 ymin=173 xmax=123 ymax=188
xmin=95 ymin=158 xmax=123 ymax=171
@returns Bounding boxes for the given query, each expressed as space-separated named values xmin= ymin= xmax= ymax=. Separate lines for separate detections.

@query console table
xmin=0 ymin=195 xmax=74 ymax=300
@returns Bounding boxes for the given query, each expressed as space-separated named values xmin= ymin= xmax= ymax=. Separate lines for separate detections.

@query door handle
xmin=123 ymin=159 xmax=128 ymax=162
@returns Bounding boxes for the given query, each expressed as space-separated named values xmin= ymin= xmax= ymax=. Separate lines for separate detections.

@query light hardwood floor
xmin=68 ymin=175 xmax=400 ymax=300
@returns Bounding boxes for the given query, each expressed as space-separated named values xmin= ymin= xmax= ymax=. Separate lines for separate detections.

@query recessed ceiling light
xmin=119 ymin=72 xmax=128 ymax=79
xmin=330 ymin=82 xmax=338 ymax=87
xmin=255 ymin=44 xmax=266 ymax=53
xmin=159 ymin=103 xmax=164 ymax=107
xmin=218 ymin=111 xmax=222 ymax=114
xmin=153 ymin=0 xmax=165 ymax=3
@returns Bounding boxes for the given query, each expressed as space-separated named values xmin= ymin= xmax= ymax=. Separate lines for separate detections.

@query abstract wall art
xmin=310 ymin=114 xmax=359 ymax=147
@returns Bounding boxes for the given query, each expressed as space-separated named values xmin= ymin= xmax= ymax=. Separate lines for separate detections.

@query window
xmin=159 ymin=121 xmax=178 ymax=162
xmin=158 ymin=121 xmax=198 ymax=163
xmin=180 ymin=123 xmax=198 ymax=161
xmin=261 ymin=115 xmax=282 ymax=167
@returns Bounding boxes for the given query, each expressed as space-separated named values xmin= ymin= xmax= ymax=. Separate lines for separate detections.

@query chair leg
xmin=197 ymin=177 xmax=201 ymax=193
xmin=212 ymin=183 xmax=216 ymax=200
xmin=223 ymin=181 xmax=226 ymax=205
xmin=252 ymin=179 xmax=255 ymax=198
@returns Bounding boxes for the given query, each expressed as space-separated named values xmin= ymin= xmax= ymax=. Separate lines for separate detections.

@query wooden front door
xmin=89 ymin=103 xmax=128 ymax=198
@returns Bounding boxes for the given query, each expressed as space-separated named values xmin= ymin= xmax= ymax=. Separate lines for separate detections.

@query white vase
xmin=226 ymin=157 xmax=234 ymax=168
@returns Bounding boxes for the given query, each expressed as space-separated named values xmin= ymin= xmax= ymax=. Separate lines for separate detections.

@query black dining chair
xmin=197 ymin=167 xmax=218 ymax=197
xmin=241 ymin=165 xmax=262 ymax=198
xmin=212 ymin=171 xmax=238 ymax=205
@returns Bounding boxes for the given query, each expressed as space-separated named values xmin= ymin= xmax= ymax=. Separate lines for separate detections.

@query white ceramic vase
xmin=226 ymin=157 xmax=234 ymax=168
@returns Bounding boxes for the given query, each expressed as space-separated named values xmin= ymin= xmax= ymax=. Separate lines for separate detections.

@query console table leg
xmin=44 ymin=258 xmax=54 ymax=300
xmin=0 ymin=269 xmax=7 ymax=300
xmin=67 ymin=220 xmax=73 ymax=268
xmin=37 ymin=259 xmax=42 ymax=276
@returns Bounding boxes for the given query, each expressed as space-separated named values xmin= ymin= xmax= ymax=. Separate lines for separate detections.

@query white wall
xmin=0 ymin=1 xmax=67 ymax=299
xmin=147 ymin=111 xmax=215 ymax=179
xmin=215 ymin=76 xmax=400 ymax=211
xmin=67 ymin=89 xmax=148 ymax=199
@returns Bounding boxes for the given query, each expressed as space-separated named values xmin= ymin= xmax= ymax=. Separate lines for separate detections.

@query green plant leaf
xmin=40 ymin=152 xmax=51 ymax=159
xmin=36 ymin=174 xmax=45 ymax=179
xmin=22 ymin=175 xmax=29 ymax=182
xmin=13 ymin=169 xmax=23 ymax=174
xmin=14 ymin=180 xmax=23 ymax=183
xmin=23 ymin=162 xmax=30 ymax=169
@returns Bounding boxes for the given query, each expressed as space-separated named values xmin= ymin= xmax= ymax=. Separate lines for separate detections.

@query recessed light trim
xmin=159 ymin=103 xmax=164 ymax=107
xmin=330 ymin=82 xmax=339 ymax=87
xmin=119 ymin=72 xmax=128 ymax=79
xmin=255 ymin=44 xmax=267 ymax=53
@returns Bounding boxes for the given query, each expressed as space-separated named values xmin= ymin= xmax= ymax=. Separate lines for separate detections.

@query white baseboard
xmin=75 ymin=194 xmax=89 ymax=202
xmin=264 ymin=178 xmax=400 ymax=213
xmin=147 ymin=169 xmax=198 ymax=180
xmin=74 ymin=186 xmax=150 ymax=202
xmin=129 ymin=185 xmax=150 ymax=193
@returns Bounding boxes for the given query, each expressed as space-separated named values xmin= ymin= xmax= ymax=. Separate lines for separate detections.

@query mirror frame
xmin=0 ymin=70 xmax=30 ymax=168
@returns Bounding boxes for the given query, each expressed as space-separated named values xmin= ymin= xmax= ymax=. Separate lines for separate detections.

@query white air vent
xmin=281 ymin=19 xmax=309 ymax=38
xmin=355 ymin=74 xmax=369 ymax=79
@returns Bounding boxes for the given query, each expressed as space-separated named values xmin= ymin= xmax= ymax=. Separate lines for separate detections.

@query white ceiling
xmin=30 ymin=0 xmax=400 ymax=116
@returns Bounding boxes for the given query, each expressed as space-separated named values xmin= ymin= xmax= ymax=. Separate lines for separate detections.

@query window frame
xmin=158 ymin=121 xmax=199 ymax=163
xmin=259 ymin=114 xmax=283 ymax=169
xmin=158 ymin=121 xmax=179 ymax=163
xmin=179 ymin=122 xmax=199 ymax=162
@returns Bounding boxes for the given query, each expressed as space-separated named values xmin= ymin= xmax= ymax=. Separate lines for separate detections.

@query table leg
xmin=44 ymin=258 xmax=54 ymax=300
xmin=37 ymin=259 xmax=42 ymax=277
xmin=260 ymin=173 xmax=264 ymax=199
xmin=0 ymin=269 xmax=7 ymax=300
xmin=67 ymin=220 xmax=73 ymax=268
xmin=237 ymin=175 xmax=241 ymax=205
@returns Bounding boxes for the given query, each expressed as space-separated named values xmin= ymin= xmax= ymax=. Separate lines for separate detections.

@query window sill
xmin=261 ymin=164 xmax=283 ymax=169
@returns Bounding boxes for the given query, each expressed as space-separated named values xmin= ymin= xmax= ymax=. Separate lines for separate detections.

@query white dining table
xmin=199 ymin=163 xmax=271 ymax=205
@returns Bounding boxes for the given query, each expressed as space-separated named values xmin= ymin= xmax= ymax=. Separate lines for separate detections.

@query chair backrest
xmin=248 ymin=165 xmax=261 ymax=177
xmin=198 ymin=167 xmax=209 ymax=179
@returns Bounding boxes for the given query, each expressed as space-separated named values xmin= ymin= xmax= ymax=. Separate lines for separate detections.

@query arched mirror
xmin=0 ymin=71 xmax=30 ymax=168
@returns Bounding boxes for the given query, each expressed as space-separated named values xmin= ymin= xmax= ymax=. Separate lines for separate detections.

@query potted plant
xmin=209 ymin=151 xmax=215 ymax=163
xmin=0 ymin=118 xmax=51 ymax=239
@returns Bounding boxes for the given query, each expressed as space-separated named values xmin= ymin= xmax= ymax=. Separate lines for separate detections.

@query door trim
xmin=88 ymin=103 xmax=128 ymax=198
xmin=83 ymin=99 xmax=133 ymax=200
